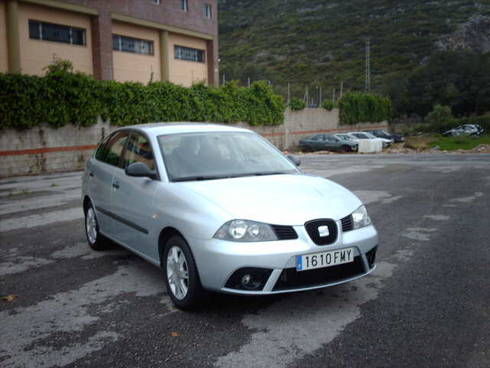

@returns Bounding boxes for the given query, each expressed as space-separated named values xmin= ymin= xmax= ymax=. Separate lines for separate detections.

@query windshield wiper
xmin=172 ymin=175 xmax=227 ymax=182
xmin=173 ymin=171 xmax=293 ymax=182
xmin=251 ymin=171 xmax=291 ymax=176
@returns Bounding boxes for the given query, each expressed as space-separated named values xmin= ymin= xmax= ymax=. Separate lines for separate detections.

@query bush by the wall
xmin=338 ymin=92 xmax=392 ymax=125
xmin=425 ymin=104 xmax=454 ymax=129
xmin=289 ymin=97 xmax=306 ymax=111
xmin=0 ymin=71 xmax=285 ymax=130
xmin=322 ymin=100 xmax=336 ymax=111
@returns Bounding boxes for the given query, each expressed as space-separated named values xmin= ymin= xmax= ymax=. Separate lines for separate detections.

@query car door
xmin=110 ymin=131 xmax=160 ymax=260
xmin=329 ymin=136 xmax=342 ymax=151
xmin=87 ymin=131 xmax=129 ymax=236
xmin=311 ymin=134 xmax=326 ymax=150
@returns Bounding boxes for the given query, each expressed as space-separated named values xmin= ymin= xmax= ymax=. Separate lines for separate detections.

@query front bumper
xmin=189 ymin=223 xmax=379 ymax=295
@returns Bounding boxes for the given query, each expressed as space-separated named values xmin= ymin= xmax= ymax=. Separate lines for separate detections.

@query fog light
xmin=225 ymin=267 xmax=273 ymax=291
xmin=241 ymin=274 xmax=252 ymax=286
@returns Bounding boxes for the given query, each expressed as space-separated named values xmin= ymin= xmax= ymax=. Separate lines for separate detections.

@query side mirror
xmin=125 ymin=162 xmax=158 ymax=179
xmin=287 ymin=154 xmax=301 ymax=167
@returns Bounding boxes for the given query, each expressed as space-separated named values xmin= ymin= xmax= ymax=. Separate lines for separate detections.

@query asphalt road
xmin=1 ymin=153 xmax=489 ymax=368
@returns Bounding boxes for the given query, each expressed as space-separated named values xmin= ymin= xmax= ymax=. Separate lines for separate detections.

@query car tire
xmin=84 ymin=203 xmax=108 ymax=251
xmin=342 ymin=145 xmax=352 ymax=153
xmin=162 ymin=235 xmax=204 ymax=310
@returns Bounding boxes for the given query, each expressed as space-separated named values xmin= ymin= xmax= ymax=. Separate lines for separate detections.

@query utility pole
xmin=365 ymin=38 xmax=371 ymax=92
xmin=247 ymin=77 xmax=251 ymax=87
xmin=222 ymin=72 xmax=226 ymax=86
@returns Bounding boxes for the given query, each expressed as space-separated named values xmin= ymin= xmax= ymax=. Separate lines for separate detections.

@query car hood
xmin=180 ymin=174 xmax=362 ymax=225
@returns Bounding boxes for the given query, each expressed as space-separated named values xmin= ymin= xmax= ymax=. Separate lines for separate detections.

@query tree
xmin=385 ymin=51 xmax=490 ymax=118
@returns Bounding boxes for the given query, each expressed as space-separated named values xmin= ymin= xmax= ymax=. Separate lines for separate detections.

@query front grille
xmin=271 ymin=224 xmax=298 ymax=240
xmin=273 ymin=256 xmax=365 ymax=291
xmin=341 ymin=215 xmax=353 ymax=232
xmin=305 ymin=219 xmax=338 ymax=245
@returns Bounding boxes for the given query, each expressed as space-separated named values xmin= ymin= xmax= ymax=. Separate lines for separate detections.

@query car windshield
xmin=353 ymin=133 xmax=369 ymax=139
xmin=336 ymin=134 xmax=352 ymax=141
xmin=377 ymin=130 xmax=390 ymax=137
xmin=158 ymin=131 xmax=298 ymax=182
xmin=363 ymin=132 xmax=377 ymax=139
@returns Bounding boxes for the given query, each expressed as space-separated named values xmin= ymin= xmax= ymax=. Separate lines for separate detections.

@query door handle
xmin=112 ymin=182 xmax=120 ymax=189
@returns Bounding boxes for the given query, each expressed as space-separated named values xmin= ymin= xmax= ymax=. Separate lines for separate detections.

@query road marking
xmin=0 ymin=175 xmax=81 ymax=194
xmin=0 ymin=256 xmax=53 ymax=277
xmin=0 ymin=189 xmax=80 ymax=216
xmin=0 ymin=207 xmax=83 ymax=232
xmin=424 ymin=214 xmax=450 ymax=221
xmin=0 ymin=263 xmax=173 ymax=368
xmin=215 ymin=260 xmax=398 ymax=368
xmin=353 ymin=190 xmax=392 ymax=204
xmin=306 ymin=165 xmax=385 ymax=178
xmin=451 ymin=192 xmax=484 ymax=203
xmin=0 ymin=243 xmax=129 ymax=277
xmin=401 ymin=227 xmax=437 ymax=242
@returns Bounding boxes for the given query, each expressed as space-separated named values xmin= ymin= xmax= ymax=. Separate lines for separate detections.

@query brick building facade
xmin=0 ymin=0 xmax=218 ymax=86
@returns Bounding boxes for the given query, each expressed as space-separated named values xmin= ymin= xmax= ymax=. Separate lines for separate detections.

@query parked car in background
xmin=443 ymin=124 xmax=485 ymax=137
xmin=365 ymin=129 xmax=404 ymax=143
xmin=346 ymin=132 xmax=392 ymax=148
xmin=299 ymin=134 xmax=358 ymax=152
xmin=82 ymin=123 xmax=378 ymax=309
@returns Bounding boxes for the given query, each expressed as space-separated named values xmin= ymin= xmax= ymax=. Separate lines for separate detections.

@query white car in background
xmin=346 ymin=132 xmax=392 ymax=148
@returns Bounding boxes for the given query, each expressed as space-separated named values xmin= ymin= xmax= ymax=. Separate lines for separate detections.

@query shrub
xmin=322 ymin=100 xmax=336 ymax=111
xmin=289 ymin=97 xmax=306 ymax=111
xmin=338 ymin=92 xmax=392 ymax=125
xmin=0 ymin=70 xmax=286 ymax=130
xmin=425 ymin=105 xmax=454 ymax=127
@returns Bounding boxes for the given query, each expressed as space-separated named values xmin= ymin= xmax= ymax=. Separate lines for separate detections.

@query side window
xmin=123 ymin=133 xmax=156 ymax=170
xmin=96 ymin=132 xmax=128 ymax=167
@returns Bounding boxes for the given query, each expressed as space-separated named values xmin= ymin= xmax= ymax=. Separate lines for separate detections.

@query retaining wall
xmin=0 ymin=109 xmax=387 ymax=177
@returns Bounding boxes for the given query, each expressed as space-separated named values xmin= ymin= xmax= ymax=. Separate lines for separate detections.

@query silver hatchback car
xmin=82 ymin=123 xmax=378 ymax=309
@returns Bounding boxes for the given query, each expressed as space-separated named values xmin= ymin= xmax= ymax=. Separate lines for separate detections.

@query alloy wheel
xmin=86 ymin=207 xmax=98 ymax=244
xmin=166 ymin=246 xmax=189 ymax=300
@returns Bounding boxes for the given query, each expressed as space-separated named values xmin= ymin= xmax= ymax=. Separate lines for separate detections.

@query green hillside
xmin=218 ymin=0 xmax=490 ymax=98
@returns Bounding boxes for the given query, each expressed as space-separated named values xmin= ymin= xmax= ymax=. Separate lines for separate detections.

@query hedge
xmin=289 ymin=97 xmax=306 ymax=111
xmin=0 ymin=71 xmax=285 ymax=130
xmin=322 ymin=100 xmax=336 ymax=111
xmin=338 ymin=92 xmax=392 ymax=125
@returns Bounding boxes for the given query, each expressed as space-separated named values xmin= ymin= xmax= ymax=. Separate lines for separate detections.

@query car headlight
xmin=351 ymin=205 xmax=372 ymax=229
xmin=214 ymin=220 xmax=278 ymax=242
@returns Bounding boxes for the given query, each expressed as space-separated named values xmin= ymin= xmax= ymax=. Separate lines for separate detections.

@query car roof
xmin=113 ymin=122 xmax=252 ymax=137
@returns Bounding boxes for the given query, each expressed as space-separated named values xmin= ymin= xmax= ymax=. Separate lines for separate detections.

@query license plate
xmin=296 ymin=248 xmax=354 ymax=271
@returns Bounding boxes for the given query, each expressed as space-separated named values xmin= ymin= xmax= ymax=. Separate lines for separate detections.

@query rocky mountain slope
xmin=218 ymin=0 xmax=490 ymax=95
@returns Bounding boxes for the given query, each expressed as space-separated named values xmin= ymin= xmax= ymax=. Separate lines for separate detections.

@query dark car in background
xmin=365 ymin=130 xmax=404 ymax=143
xmin=298 ymin=134 xmax=358 ymax=152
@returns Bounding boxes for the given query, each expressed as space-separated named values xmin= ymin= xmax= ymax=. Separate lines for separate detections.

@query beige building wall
xmin=17 ymin=3 xmax=93 ymax=75
xmin=0 ymin=2 xmax=8 ymax=73
xmin=112 ymin=21 xmax=160 ymax=84
xmin=168 ymin=33 xmax=208 ymax=87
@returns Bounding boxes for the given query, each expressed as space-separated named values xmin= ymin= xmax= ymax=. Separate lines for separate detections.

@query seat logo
xmin=318 ymin=225 xmax=330 ymax=237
